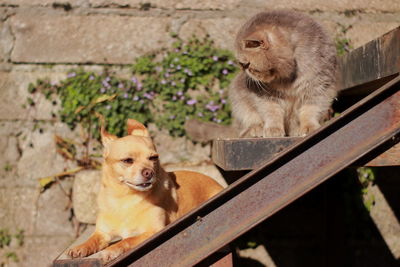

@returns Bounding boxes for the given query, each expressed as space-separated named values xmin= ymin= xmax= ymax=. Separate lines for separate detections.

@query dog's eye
xmin=121 ymin=158 xmax=134 ymax=164
xmin=244 ymin=40 xmax=262 ymax=48
xmin=149 ymin=155 xmax=159 ymax=161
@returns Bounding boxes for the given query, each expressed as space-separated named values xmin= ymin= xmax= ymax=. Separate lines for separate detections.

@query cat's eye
xmin=149 ymin=155 xmax=159 ymax=161
xmin=121 ymin=158 xmax=134 ymax=164
xmin=244 ymin=40 xmax=262 ymax=48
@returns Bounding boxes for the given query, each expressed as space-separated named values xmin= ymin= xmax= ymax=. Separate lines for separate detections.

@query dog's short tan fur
xmin=67 ymin=119 xmax=223 ymax=262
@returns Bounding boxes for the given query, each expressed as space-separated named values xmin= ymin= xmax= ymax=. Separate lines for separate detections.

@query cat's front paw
xmin=298 ymin=123 xmax=320 ymax=136
xmin=240 ymin=125 xmax=264 ymax=137
xmin=263 ymin=126 xmax=285 ymax=137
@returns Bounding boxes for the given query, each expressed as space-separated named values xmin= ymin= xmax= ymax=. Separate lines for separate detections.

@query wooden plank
xmin=212 ymin=137 xmax=301 ymax=171
xmin=54 ymin=222 xmax=233 ymax=267
xmin=339 ymin=26 xmax=400 ymax=94
xmin=53 ymin=227 xmax=104 ymax=267
xmin=366 ymin=143 xmax=400 ymax=167
xmin=212 ymin=137 xmax=400 ymax=171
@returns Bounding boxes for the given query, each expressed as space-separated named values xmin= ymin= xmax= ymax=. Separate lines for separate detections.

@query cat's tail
xmin=184 ymin=119 xmax=238 ymax=142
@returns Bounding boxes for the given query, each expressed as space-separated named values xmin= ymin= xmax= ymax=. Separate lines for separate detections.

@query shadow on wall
xmin=232 ymin=168 xmax=400 ymax=267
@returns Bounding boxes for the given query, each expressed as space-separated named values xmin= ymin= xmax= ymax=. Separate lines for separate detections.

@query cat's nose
xmin=238 ymin=61 xmax=250 ymax=69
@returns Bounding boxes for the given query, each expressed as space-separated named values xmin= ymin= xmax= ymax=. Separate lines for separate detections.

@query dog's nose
xmin=238 ymin=61 xmax=250 ymax=70
xmin=141 ymin=168 xmax=154 ymax=180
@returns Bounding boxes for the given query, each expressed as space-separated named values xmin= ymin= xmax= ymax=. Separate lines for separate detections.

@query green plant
xmin=27 ymin=37 xmax=237 ymax=139
xmin=357 ymin=167 xmax=376 ymax=211
xmin=336 ymin=37 xmax=352 ymax=56
xmin=3 ymin=164 xmax=12 ymax=172
xmin=335 ymin=24 xmax=353 ymax=56
xmin=14 ymin=230 xmax=24 ymax=247
xmin=28 ymin=69 xmax=153 ymax=140
xmin=0 ymin=230 xmax=11 ymax=249
xmin=3 ymin=252 xmax=18 ymax=263
xmin=133 ymin=38 xmax=236 ymax=136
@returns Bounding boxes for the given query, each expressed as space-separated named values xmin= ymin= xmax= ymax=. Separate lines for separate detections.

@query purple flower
xmin=222 ymin=69 xmax=229 ymax=75
xmin=186 ymin=99 xmax=197 ymax=105
xmin=228 ymin=60 xmax=234 ymax=65
xmin=100 ymin=88 xmax=106 ymax=93
xmin=131 ymin=77 xmax=138 ymax=83
xmin=180 ymin=96 xmax=185 ymax=100
xmin=188 ymin=71 xmax=193 ymax=76
xmin=197 ymin=112 xmax=203 ymax=117
xmin=177 ymin=91 xmax=183 ymax=96
xmin=155 ymin=67 xmax=162 ymax=73
xmin=174 ymin=48 xmax=180 ymax=52
xmin=171 ymin=81 xmax=176 ymax=86
xmin=172 ymin=96 xmax=177 ymax=101
xmin=176 ymin=65 xmax=181 ymax=70
xmin=213 ymin=56 xmax=219 ymax=61
xmin=67 ymin=72 xmax=76 ymax=78
xmin=183 ymin=68 xmax=189 ymax=73
xmin=169 ymin=115 xmax=176 ymax=119
xmin=136 ymin=82 xmax=142 ymax=90
xmin=180 ymin=78 xmax=185 ymax=83
xmin=118 ymin=83 xmax=124 ymax=89
xmin=102 ymin=80 xmax=110 ymax=88
xmin=161 ymin=80 xmax=167 ymax=85
xmin=144 ymin=93 xmax=153 ymax=100
xmin=89 ymin=75 xmax=95 ymax=80
xmin=105 ymin=77 xmax=111 ymax=82
xmin=133 ymin=95 xmax=139 ymax=101
xmin=221 ymin=99 xmax=227 ymax=104
xmin=213 ymin=118 xmax=222 ymax=123
xmin=123 ymin=93 xmax=129 ymax=98
xmin=183 ymin=51 xmax=188 ymax=55
xmin=164 ymin=73 xmax=170 ymax=78
xmin=206 ymin=102 xmax=220 ymax=112
xmin=106 ymin=105 xmax=111 ymax=110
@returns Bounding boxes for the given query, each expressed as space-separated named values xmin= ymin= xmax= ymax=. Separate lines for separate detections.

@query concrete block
xmin=10 ymin=12 xmax=174 ymax=64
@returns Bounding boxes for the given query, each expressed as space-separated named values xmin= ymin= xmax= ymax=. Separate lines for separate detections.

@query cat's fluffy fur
xmin=185 ymin=10 xmax=338 ymax=140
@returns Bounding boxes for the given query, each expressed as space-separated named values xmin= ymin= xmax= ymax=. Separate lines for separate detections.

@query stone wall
xmin=0 ymin=1 xmax=399 ymax=266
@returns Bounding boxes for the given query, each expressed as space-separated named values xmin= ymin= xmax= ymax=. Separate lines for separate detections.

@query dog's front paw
xmin=67 ymin=245 xmax=95 ymax=258
xmin=100 ymin=248 xmax=122 ymax=263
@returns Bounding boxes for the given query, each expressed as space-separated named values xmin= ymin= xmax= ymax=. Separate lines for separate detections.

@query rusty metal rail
xmin=102 ymin=76 xmax=400 ymax=266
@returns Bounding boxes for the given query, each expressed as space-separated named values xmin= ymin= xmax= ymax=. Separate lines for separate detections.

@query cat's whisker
xmin=256 ymin=79 xmax=268 ymax=94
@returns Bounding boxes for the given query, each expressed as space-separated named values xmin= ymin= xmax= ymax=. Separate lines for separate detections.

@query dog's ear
xmin=101 ymin=127 xmax=117 ymax=148
xmin=127 ymin=119 xmax=149 ymax=137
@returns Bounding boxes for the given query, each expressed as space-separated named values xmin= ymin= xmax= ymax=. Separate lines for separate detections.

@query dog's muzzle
xmin=120 ymin=177 xmax=154 ymax=192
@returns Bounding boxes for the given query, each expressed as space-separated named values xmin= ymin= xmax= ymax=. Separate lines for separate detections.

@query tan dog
xmin=67 ymin=119 xmax=223 ymax=262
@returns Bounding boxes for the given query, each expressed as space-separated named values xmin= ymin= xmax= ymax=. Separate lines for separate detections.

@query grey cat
xmin=185 ymin=10 xmax=338 ymax=141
